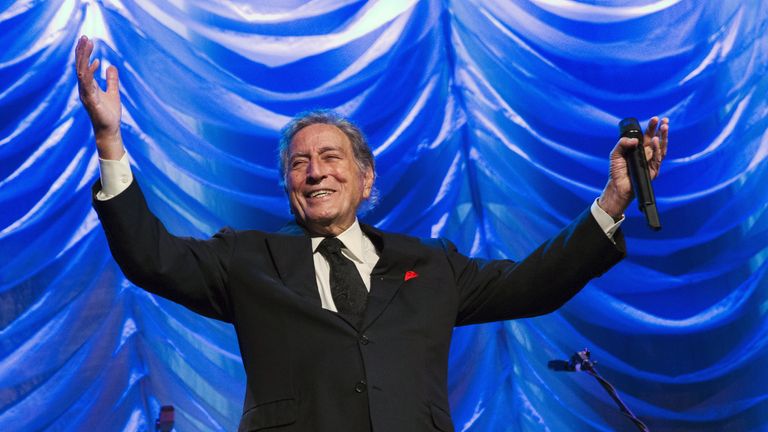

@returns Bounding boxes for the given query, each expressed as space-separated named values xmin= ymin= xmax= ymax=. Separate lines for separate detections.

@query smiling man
xmin=77 ymin=35 xmax=668 ymax=432
xmin=283 ymin=121 xmax=375 ymax=237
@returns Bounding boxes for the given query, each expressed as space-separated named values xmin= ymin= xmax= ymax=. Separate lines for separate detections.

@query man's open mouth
xmin=306 ymin=189 xmax=335 ymax=199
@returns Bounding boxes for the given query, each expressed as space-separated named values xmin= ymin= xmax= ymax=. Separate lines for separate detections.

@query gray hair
xmin=278 ymin=109 xmax=379 ymax=212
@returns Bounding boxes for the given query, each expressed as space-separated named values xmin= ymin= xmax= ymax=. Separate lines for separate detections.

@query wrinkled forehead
xmin=288 ymin=123 xmax=352 ymax=156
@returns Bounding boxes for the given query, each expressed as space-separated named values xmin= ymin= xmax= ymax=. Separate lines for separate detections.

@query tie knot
xmin=317 ymin=237 xmax=345 ymax=256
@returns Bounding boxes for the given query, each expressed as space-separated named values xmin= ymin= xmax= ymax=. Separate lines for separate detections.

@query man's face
xmin=286 ymin=123 xmax=373 ymax=236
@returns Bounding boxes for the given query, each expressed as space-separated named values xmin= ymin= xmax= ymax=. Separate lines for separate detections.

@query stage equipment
xmin=549 ymin=349 xmax=650 ymax=431
xmin=155 ymin=405 xmax=175 ymax=432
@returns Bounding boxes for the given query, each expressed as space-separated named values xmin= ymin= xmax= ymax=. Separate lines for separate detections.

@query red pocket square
xmin=404 ymin=270 xmax=418 ymax=281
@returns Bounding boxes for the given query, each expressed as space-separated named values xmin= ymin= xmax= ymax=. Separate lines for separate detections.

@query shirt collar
xmin=311 ymin=219 xmax=366 ymax=263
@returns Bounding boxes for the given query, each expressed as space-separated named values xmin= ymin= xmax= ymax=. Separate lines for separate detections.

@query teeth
xmin=309 ymin=190 xmax=333 ymax=198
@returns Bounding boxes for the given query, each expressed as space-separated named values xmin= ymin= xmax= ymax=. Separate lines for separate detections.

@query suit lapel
xmin=266 ymin=222 xmax=321 ymax=306
xmin=360 ymin=224 xmax=419 ymax=331
xmin=264 ymin=222 xmax=420 ymax=330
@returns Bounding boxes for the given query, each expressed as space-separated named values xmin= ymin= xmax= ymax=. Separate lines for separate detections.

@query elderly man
xmin=76 ymin=36 xmax=667 ymax=432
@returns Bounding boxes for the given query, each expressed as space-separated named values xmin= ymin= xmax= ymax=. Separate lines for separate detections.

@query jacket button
xmin=354 ymin=381 xmax=367 ymax=393
xmin=359 ymin=335 xmax=369 ymax=345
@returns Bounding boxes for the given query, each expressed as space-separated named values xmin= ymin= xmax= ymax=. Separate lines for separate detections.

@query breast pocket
xmin=238 ymin=398 xmax=297 ymax=431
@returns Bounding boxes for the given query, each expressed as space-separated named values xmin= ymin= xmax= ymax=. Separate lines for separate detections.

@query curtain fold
xmin=1 ymin=1 xmax=765 ymax=430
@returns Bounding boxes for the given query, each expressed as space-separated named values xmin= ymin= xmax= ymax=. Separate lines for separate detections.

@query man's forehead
xmin=289 ymin=124 xmax=351 ymax=154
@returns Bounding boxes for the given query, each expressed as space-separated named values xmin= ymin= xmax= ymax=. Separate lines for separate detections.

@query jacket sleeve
xmin=92 ymin=179 xmax=235 ymax=322
xmin=444 ymin=208 xmax=626 ymax=326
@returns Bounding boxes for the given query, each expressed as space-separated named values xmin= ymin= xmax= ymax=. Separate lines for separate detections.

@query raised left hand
xmin=598 ymin=117 xmax=669 ymax=219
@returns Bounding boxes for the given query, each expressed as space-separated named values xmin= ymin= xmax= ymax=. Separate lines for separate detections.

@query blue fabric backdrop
xmin=1 ymin=0 xmax=767 ymax=430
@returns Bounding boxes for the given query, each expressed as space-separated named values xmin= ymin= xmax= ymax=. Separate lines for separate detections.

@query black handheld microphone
xmin=619 ymin=118 xmax=661 ymax=231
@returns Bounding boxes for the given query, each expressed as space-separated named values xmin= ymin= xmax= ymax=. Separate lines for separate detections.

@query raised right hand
xmin=75 ymin=35 xmax=124 ymax=160
xmin=598 ymin=117 xmax=669 ymax=219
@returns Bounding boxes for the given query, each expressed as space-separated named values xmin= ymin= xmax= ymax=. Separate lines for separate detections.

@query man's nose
xmin=306 ymin=159 xmax=326 ymax=182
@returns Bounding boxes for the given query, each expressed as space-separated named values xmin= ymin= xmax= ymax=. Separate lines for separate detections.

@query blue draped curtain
xmin=1 ymin=1 xmax=766 ymax=430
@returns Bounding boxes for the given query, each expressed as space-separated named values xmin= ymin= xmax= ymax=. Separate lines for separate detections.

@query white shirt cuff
xmin=590 ymin=198 xmax=624 ymax=241
xmin=96 ymin=152 xmax=133 ymax=201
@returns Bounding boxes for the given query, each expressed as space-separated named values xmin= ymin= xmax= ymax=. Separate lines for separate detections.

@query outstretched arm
xmin=449 ymin=208 xmax=626 ymax=326
xmin=75 ymin=35 xmax=124 ymax=160
xmin=80 ymin=36 xmax=234 ymax=321
xmin=451 ymin=118 xmax=669 ymax=325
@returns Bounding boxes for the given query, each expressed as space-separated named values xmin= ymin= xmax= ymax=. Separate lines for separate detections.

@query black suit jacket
xmin=93 ymin=180 xmax=625 ymax=432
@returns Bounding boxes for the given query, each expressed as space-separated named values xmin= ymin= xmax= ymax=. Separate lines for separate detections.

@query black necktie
xmin=316 ymin=237 xmax=368 ymax=316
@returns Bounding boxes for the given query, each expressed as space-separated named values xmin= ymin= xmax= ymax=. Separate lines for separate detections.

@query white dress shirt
xmin=311 ymin=221 xmax=380 ymax=312
xmin=96 ymin=153 xmax=624 ymax=311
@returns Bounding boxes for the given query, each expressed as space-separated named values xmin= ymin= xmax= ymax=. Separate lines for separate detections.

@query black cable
xmin=550 ymin=349 xmax=650 ymax=432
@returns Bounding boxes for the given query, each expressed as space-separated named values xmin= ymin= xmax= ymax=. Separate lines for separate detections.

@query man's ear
xmin=362 ymin=167 xmax=374 ymax=199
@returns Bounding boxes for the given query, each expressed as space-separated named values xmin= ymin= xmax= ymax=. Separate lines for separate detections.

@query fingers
xmin=644 ymin=139 xmax=654 ymax=161
xmin=649 ymin=136 xmax=662 ymax=162
xmin=645 ymin=116 xmax=659 ymax=142
xmin=616 ymin=136 xmax=640 ymax=153
xmin=644 ymin=115 xmax=669 ymax=161
xmin=647 ymin=136 xmax=663 ymax=179
xmin=620 ymin=135 xmax=659 ymax=163
xmin=646 ymin=117 xmax=668 ymax=179
xmin=76 ymin=36 xmax=121 ymax=101
xmin=75 ymin=36 xmax=89 ymax=75
xmin=612 ymin=117 xmax=669 ymax=183
xmin=106 ymin=65 xmax=119 ymax=95
xmin=76 ymin=36 xmax=98 ymax=102
xmin=78 ymin=58 xmax=99 ymax=103
xmin=76 ymin=36 xmax=95 ymax=79
xmin=659 ymin=117 xmax=669 ymax=160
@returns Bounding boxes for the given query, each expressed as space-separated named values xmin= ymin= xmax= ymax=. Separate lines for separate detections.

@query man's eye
xmin=291 ymin=160 xmax=307 ymax=168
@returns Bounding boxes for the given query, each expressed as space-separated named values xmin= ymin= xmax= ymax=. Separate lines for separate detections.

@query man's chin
xmin=296 ymin=213 xmax=356 ymax=236
xmin=296 ymin=214 xmax=332 ymax=230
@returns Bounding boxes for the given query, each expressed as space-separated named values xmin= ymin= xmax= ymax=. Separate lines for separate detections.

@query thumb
xmin=614 ymin=137 xmax=640 ymax=156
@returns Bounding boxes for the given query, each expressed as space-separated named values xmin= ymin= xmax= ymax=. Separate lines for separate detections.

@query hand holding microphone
xmin=598 ymin=116 xmax=669 ymax=231
xmin=620 ymin=118 xmax=661 ymax=230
